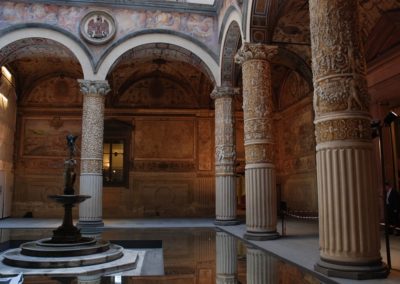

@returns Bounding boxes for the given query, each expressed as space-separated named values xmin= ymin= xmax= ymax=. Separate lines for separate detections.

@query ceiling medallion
xmin=80 ymin=11 xmax=116 ymax=45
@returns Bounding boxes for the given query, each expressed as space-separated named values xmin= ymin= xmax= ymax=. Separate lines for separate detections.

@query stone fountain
xmin=0 ymin=135 xmax=138 ymax=275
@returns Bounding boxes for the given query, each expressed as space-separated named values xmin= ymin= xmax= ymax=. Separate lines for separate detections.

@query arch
xmin=0 ymin=24 xmax=95 ymax=79
xmin=273 ymin=47 xmax=313 ymax=89
xmin=243 ymin=0 xmax=253 ymax=42
xmin=219 ymin=6 xmax=244 ymax=45
xmin=96 ymin=32 xmax=220 ymax=85
xmin=219 ymin=20 xmax=243 ymax=87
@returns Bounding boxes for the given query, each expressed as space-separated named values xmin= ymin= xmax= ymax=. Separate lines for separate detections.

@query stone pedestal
xmin=235 ymin=43 xmax=279 ymax=240
xmin=216 ymin=231 xmax=237 ymax=284
xmin=309 ymin=0 xmax=388 ymax=279
xmin=77 ymin=80 xmax=110 ymax=229
xmin=212 ymin=86 xmax=239 ymax=225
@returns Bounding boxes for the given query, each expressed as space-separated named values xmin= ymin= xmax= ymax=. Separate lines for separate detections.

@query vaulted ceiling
xmin=0 ymin=0 xmax=399 ymax=110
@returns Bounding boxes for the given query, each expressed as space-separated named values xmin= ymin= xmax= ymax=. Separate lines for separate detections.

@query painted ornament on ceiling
xmin=80 ymin=11 xmax=116 ymax=45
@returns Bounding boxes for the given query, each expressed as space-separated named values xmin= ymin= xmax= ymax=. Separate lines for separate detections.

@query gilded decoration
xmin=212 ymin=86 xmax=238 ymax=174
xmin=310 ymin=0 xmax=370 ymax=115
xmin=235 ymin=43 xmax=276 ymax=165
xmin=245 ymin=144 xmax=274 ymax=164
xmin=315 ymin=118 xmax=371 ymax=143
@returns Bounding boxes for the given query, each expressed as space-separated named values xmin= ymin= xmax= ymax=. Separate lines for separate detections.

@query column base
xmin=214 ymin=219 xmax=241 ymax=226
xmin=314 ymin=259 xmax=389 ymax=280
xmin=244 ymin=230 xmax=280 ymax=241
xmin=77 ymin=220 xmax=104 ymax=235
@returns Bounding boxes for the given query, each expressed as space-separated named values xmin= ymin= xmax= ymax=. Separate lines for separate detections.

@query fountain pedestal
xmin=0 ymin=135 xmax=137 ymax=273
xmin=48 ymin=195 xmax=91 ymax=244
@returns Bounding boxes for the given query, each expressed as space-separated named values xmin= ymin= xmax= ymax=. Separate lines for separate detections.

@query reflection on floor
xmin=0 ymin=217 xmax=399 ymax=283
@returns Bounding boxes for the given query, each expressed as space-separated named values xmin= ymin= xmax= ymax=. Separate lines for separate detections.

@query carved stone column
xmin=77 ymin=80 xmax=110 ymax=229
xmin=216 ymin=231 xmax=237 ymax=284
xmin=235 ymin=43 xmax=279 ymax=240
xmin=211 ymin=86 xmax=239 ymax=225
xmin=247 ymin=247 xmax=278 ymax=284
xmin=309 ymin=0 xmax=388 ymax=279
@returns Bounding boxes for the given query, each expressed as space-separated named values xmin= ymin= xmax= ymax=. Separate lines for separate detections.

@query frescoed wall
xmin=12 ymin=78 xmax=215 ymax=218
xmin=0 ymin=1 xmax=219 ymax=59
xmin=275 ymin=71 xmax=317 ymax=212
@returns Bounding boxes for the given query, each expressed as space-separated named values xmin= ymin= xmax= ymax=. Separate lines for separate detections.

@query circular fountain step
xmin=20 ymin=239 xmax=110 ymax=257
xmin=2 ymin=243 xmax=124 ymax=268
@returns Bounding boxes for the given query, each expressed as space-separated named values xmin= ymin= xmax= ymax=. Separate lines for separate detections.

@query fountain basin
xmin=48 ymin=194 xmax=91 ymax=205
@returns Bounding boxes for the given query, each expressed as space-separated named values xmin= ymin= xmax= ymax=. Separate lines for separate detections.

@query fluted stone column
xmin=77 ymin=80 xmax=110 ymax=228
xmin=211 ymin=86 xmax=239 ymax=225
xmin=247 ymin=247 xmax=278 ymax=284
xmin=77 ymin=274 xmax=101 ymax=284
xmin=309 ymin=0 xmax=388 ymax=279
xmin=216 ymin=231 xmax=237 ymax=284
xmin=235 ymin=43 xmax=279 ymax=240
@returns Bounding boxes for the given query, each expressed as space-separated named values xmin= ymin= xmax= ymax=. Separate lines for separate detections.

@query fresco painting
xmin=0 ymin=2 xmax=218 ymax=49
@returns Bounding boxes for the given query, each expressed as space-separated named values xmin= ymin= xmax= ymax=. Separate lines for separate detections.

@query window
xmin=103 ymin=140 xmax=125 ymax=184
xmin=103 ymin=119 xmax=132 ymax=187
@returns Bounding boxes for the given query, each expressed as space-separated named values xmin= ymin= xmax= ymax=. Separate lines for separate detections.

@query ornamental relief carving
xmin=244 ymin=119 xmax=272 ymax=141
xmin=315 ymin=118 xmax=371 ymax=143
xmin=313 ymin=76 xmax=369 ymax=114
xmin=210 ymin=86 xmax=240 ymax=100
xmin=215 ymin=145 xmax=236 ymax=164
xmin=234 ymin=43 xmax=278 ymax=64
xmin=245 ymin=144 xmax=274 ymax=164
xmin=215 ymin=164 xmax=235 ymax=175
xmin=78 ymin=80 xmax=111 ymax=96
xmin=242 ymin=64 xmax=270 ymax=107
xmin=310 ymin=0 xmax=370 ymax=116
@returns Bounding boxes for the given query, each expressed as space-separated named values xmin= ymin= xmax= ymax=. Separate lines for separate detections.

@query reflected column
xmin=77 ymin=274 xmax=101 ymax=284
xmin=235 ymin=43 xmax=279 ymax=240
xmin=309 ymin=0 xmax=388 ymax=279
xmin=247 ymin=247 xmax=278 ymax=284
xmin=77 ymin=80 xmax=110 ymax=229
xmin=211 ymin=86 xmax=239 ymax=225
xmin=216 ymin=231 xmax=237 ymax=284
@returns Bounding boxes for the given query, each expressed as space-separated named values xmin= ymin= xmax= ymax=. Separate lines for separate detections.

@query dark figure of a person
xmin=385 ymin=182 xmax=400 ymax=233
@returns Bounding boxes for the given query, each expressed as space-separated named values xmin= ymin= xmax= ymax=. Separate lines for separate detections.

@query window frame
xmin=103 ymin=119 xmax=132 ymax=188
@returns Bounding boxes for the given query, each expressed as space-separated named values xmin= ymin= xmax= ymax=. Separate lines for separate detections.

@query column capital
xmin=234 ymin=43 xmax=278 ymax=65
xmin=78 ymin=80 xmax=111 ymax=96
xmin=211 ymin=86 xmax=240 ymax=100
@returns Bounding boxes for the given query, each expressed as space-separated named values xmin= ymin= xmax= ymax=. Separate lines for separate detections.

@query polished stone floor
xmin=0 ymin=217 xmax=399 ymax=284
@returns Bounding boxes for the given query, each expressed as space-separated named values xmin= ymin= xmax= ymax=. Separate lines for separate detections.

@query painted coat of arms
xmin=80 ymin=11 xmax=116 ymax=44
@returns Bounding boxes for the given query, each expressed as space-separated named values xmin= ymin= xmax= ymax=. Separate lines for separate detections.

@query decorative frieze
xmin=315 ymin=117 xmax=371 ymax=143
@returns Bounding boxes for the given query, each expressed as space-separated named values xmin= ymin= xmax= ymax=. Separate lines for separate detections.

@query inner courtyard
xmin=1 ymin=0 xmax=400 ymax=282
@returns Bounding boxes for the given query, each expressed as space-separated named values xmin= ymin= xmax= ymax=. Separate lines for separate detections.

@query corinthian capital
xmin=234 ymin=43 xmax=278 ymax=65
xmin=78 ymin=80 xmax=111 ymax=96
xmin=211 ymin=86 xmax=241 ymax=100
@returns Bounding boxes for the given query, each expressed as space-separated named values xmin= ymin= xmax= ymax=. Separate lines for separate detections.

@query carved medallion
xmin=80 ymin=11 xmax=116 ymax=45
